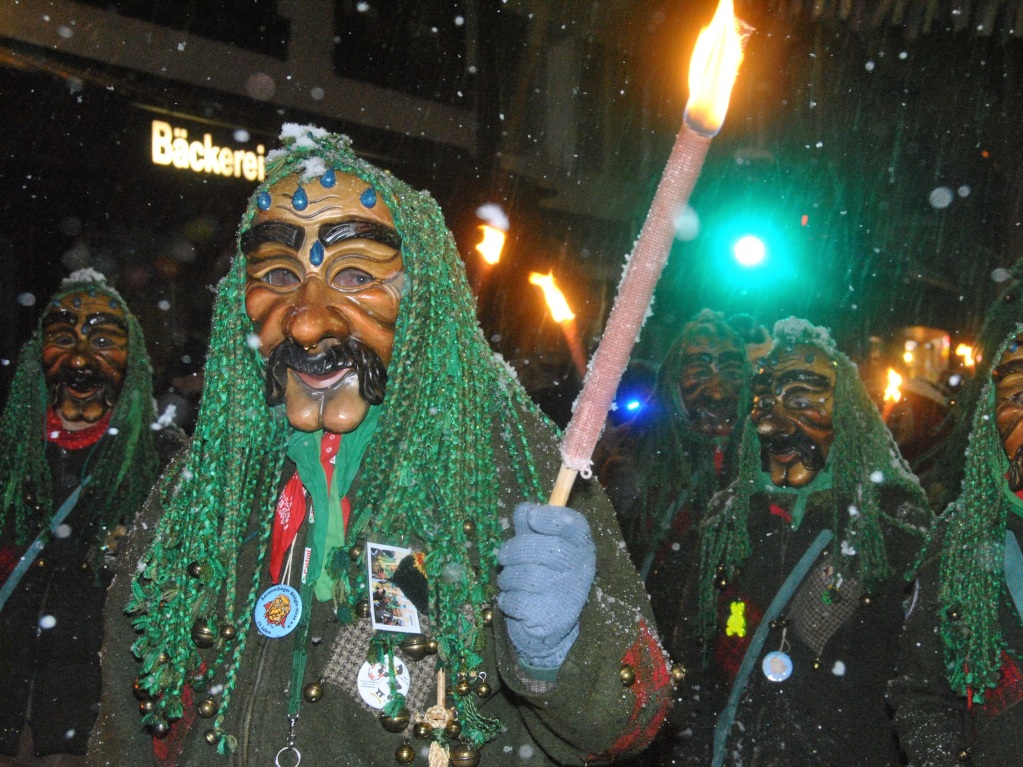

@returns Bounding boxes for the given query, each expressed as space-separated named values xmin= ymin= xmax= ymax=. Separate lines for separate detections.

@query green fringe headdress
xmin=614 ymin=309 xmax=750 ymax=563
xmin=696 ymin=317 xmax=930 ymax=640
xmin=935 ymin=324 xmax=1023 ymax=701
xmin=126 ymin=126 xmax=555 ymax=747
xmin=928 ymin=258 xmax=1023 ymax=510
xmin=0 ymin=269 xmax=159 ymax=545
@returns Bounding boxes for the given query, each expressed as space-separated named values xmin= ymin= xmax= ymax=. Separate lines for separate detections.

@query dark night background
xmin=2 ymin=0 xmax=1022 ymax=416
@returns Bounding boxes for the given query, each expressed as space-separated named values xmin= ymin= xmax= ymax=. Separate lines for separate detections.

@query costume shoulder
xmin=88 ymin=452 xmax=187 ymax=766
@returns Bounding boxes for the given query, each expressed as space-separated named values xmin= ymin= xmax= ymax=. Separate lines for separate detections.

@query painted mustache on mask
xmin=48 ymin=366 xmax=120 ymax=407
xmin=265 ymin=338 xmax=388 ymax=407
xmin=758 ymin=428 xmax=827 ymax=472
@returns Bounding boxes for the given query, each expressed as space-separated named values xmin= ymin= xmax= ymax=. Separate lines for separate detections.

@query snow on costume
xmin=891 ymin=324 xmax=1023 ymax=766
xmin=87 ymin=127 xmax=672 ymax=767
xmin=0 ymin=270 xmax=166 ymax=758
xmin=671 ymin=318 xmax=930 ymax=767
xmin=597 ymin=309 xmax=749 ymax=643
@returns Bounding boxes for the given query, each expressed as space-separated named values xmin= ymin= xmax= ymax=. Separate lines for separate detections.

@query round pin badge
xmin=254 ymin=583 xmax=303 ymax=638
xmin=357 ymin=659 xmax=412 ymax=710
xmin=762 ymin=651 xmax=793 ymax=682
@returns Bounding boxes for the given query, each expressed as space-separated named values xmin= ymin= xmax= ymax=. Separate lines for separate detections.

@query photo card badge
xmin=366 ymin=541 xmax=422 ymax=634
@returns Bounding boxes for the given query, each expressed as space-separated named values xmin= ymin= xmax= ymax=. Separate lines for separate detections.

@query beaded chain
xmin=125 ymin=128 xmax=556 ymax=749
xmin=0 ymin=275 xmax=159 ymax=547
xmin=935 ymin=325 xmax=1023 ymax=700
xmin=696 ymin=319 xmax=930 ymax=641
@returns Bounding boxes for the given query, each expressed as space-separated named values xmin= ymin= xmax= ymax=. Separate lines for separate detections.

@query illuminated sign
xmin=151 ymin=120 xmax=265 ymax=181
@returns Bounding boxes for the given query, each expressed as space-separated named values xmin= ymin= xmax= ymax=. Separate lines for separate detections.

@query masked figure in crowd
xmin=88 ymin=126 xmax=673 ymax=767
xmin=891 ymin=325 xmax=1023 ymax=765
xmin=597 ymin=310 xmax=749 ymax=642
xmin=672 ymin=318 xmax=930 ymax=767
xmin=0 ymin=270 xmax=171 ymax=763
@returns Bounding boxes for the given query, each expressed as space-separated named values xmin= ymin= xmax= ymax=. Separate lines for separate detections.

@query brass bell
xmin=957 ymin=748 xmax=971 ymax=762
xmin=445 ymin=719 xmax=462 ymax=739
xmin=480 ymin=606 xmax=493 ymax=626
xmin=949 ymin=609 xmax=961 ymax=621
xmin=196 ymin=698 xmax=218 ymax=718
xmin=412 ymin=721 xmax=433 ymax=739
xmin=400 ymin=634 xmax=429 ymax=662
xmin=462 ymin=519 xmax=477 ymax=536
xmin=860 ymin=594 xmax=873 ymax=607
xmin=205 ymin=730 xmax=220 ymax=746
xmin=156 ymin=651 xmax=170 ymax=665
xmin=139 ymin=699 xmax=155 ymax=715
xmin=812 ymin=657 xmax=823 ymax=670
xmin=302 ymin=682 xmax=324 ymax=703
xmin=425 ymin=637 xmax=439 ymax=655
xmin=619 ymin=665 xmax=637 ymax=687
xmin=150 ymin=719 xmax=170 ymax=738
xmin=455 ymin=679 xmax=472 ymax=696
xmin=220 ymin=624 xmax=237 ymax=640
xmin=356 ymin=600 xmax=371 ymax=619
xmin=191 ymin=621 xmax=217 ymax=649
xmin=187 ymin=561 xmax=204 ymax=579
xmin=380 ymin=708 xmax=411 ymax=733
xmin=670 ymin=663 xmax=687 ymax=684
xmin=449 ymin=742 xmax=481 ymax=767
xmin=475 ymin=680 xmax=492 ymax=697
xmin=395 ymin=742 xmax=416 ymax=765
xmin=715 ymin=575 xmax=728 ymax=589
xmin=132 ymin=678 xmax=151 ymax=701
xmin=350 ymin=542 xmax=364 ymax=561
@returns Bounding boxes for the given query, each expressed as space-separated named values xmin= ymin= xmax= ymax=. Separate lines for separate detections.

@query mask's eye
xmin=45 ymin=331 xmax=76 ymax=348
xmin=333 ymin=268 xmax=374 ymax=290
xmin=90 ymin=335 xmax=115 ymax=349
xmin=261 ymin=268 xmax=300 ymax=287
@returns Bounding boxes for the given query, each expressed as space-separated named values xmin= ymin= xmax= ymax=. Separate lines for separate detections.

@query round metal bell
xmin=380 ymin=708 xmax=411 ymax=733
xmin=412 ymin=722 xmax=433 ymax=739
xmin=138 ymin=699 xmax=155 ymax=715
xmin=462 ymin=519 xmax=477 ymax=536
xmin=619 ymin=665 xmax=636 ymax=687
xmin=196 ymin=698 xmax=218 ymax=718
xmin=302 ymin=682 xmax=324 ymax=703
xmin=449 ymin=742 xmax=481 ymax=767
xmin=205 ymin=729 xmax=220 ymax=746
xmin=187 ymin=561 xmax=205 ymax=579
xmin=132 ymin=678 xmax=151 ymax=701
xmin=220 ymin=624 xmax=237 ymax=640
xmin=475 ymin=679 xmax=492 ymax=698
xmin=356 ymin=600 xmax=370 ymax=618
xmin=444 ymin=719 xmax=462 ymax=739
xmin=149 ymin=719 xmax=170 ymax=738
xmin=670 ymin=663 xmax=687 ymax=684
xmin=400 ymin=634 xmax=429 ymax=662
xmin=350 ymin=542 xmax=364 ymax=561
xmin=481 ymin=606 xmax=493 ymax=626
xmin=191 ymin=621 xmax=217 ymax=649
xmin=455 ymin=679 xmax=472 ymax=696
xmin=425 ymin=637 xmax=439 ymax=655
xmin=395 ymin=742 xmax=416 ymax=765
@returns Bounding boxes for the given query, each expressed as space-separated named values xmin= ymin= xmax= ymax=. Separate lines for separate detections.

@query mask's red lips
xmin=295 ymin=368 xmax=352 ymax=390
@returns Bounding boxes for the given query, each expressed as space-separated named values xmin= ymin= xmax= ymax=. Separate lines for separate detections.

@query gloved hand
xmin=496 ymin=503 xmax=597 ymax=670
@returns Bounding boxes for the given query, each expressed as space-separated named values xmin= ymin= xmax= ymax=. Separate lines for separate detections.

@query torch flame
xmin=529 ymin=271 xmax=575 ymax=323
xmin=684 ymin=0 xmax=748 ymax=137
xmin=883 ymin=369 xmax=903 ymax=403
xmin=475 ymin=225 xmax=506 ymax=265
xmin=955 ymin=343 xmax=975 ymax=368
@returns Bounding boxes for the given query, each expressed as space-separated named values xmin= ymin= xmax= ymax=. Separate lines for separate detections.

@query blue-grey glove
xmin=496 ymin=503 xmax=597 ymax=670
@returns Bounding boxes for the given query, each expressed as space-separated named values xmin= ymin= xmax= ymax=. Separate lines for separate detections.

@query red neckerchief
xmin=269 ymin=432 xmax=351 ymax=584
xmin=713 ymin=445 xmax=725 ymax=474
xmin=45 ymin=407 xmax=112 ymax=450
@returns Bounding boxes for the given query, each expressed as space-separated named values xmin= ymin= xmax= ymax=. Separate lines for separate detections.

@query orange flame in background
xmin=529 ymin=271 xmax=575 ymax=322
xmin=955 ymin=343 xmax=975 ymax=368
xmin=475 ymin=225 xmax=506 ymax=265
xmin=684 ymin=0 xmax=749 ymax=137
xmin=883 ymin=369 xmax=903 ymax=403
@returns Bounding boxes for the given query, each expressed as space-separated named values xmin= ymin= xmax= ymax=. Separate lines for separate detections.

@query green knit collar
xmin=756 ymin=463 xmax=834 ymax=530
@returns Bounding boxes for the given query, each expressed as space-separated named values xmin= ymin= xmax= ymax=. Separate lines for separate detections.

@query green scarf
xmin=286 ymin=406 xmax=380 ymax=601
xmin=756 ymin=463 xmax=834 ymax=530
